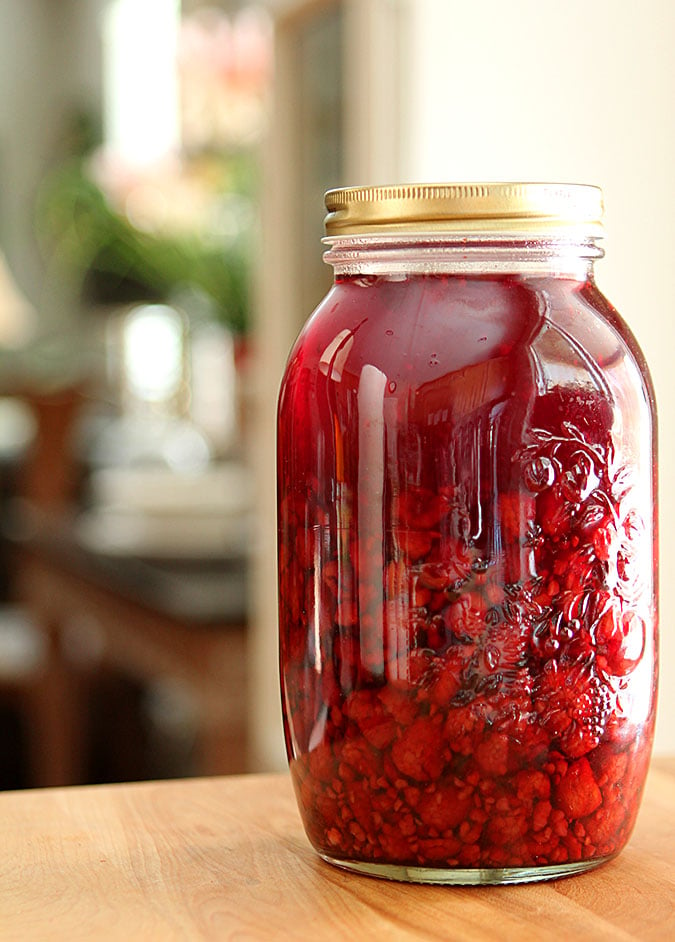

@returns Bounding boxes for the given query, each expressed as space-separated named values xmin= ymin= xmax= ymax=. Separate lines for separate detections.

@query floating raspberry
xmin=589 ymin=743 xmax=628 ymax=787
xmin=419 ymin=540 xmax=474 ymax=591
xmin=344 ymin=778 xmax=382 ymax=832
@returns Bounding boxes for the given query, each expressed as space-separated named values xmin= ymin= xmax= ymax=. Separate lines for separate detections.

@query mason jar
xmin=277 ymin=183 xmax=657 ymax=884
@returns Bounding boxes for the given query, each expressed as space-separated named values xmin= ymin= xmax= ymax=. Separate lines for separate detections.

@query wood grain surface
xmin=0 ymin=759 xmax=673 ymax=941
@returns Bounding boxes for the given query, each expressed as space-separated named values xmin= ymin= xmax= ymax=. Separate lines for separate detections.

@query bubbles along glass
xmin=277 ymin=183 xmax=657 ymax=884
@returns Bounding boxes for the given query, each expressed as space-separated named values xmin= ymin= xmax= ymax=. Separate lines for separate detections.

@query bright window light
xmin=103 ymin=0 xmax=180 ymax=166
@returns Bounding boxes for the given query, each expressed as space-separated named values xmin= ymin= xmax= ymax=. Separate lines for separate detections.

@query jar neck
xmin=323 ymin=232 xmax=603 ymax=280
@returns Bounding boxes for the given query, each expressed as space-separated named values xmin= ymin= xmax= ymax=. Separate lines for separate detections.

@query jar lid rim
xmin=324 ymin=183 xmax=604 ymax=236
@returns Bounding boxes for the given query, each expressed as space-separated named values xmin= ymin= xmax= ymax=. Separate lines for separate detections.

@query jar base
xmin=319 ymin=853 xmax=616 ymax=885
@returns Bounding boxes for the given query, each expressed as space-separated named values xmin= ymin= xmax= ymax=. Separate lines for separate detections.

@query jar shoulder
xmin=280 ymin=275 xmax=652 ymax=410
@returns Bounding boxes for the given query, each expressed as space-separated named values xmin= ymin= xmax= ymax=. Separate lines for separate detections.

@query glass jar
xmin=277 ymin=183 xmax=657 ymax=884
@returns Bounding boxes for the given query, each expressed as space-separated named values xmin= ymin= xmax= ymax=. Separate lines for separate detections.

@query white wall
xmin=400 ymin=0 xmax=674 ymax=754
xmin=0 ymin=0 xmax=105 ymax=327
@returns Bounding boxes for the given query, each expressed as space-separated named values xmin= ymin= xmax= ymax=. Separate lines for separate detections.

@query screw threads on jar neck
xmin=323 ymin=232 xmax=603 ymax=279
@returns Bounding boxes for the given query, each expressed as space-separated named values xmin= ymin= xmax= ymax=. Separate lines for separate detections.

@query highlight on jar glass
xmin=276 ymin=182 xmax=658 ymax=885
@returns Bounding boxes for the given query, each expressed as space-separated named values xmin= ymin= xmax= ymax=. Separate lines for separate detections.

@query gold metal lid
xmin=324 ymin=182 xmax=604 ymax=236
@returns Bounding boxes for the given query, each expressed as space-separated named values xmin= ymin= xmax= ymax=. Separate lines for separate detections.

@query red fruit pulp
xmin=278 ymin=271 xmax=656 ymax=874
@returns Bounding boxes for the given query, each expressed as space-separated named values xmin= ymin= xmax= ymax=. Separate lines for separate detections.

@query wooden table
xmin=0 ymin=759 xmax=672 ymax=941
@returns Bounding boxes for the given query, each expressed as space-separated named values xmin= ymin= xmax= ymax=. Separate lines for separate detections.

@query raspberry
xmin=444 ymin=703 xmax=486 ymax=755
xmin=417 ymin=836 xmax=462 ymax=862
xmin=584 ymin=800 xmax=627 ymax=847
xmin=532 ymin=800 xmax=552 ymax=831
xmin=396 ymin=529 xmax=435 ymax=561
xmin=444 ymin=595 xmax=486 ymax=640
xmin=390 ymin=715 xmax=446 ymax=781
xmin=339 ymin=738 xmax=380 ymax=779
xmin=394 ymin=487 xmax=451 ymax=529
xmin=554 ymin=757 xmax=603 ymax=820
xmin=425 ymin=646 xmax=475 ymax=705
xmin=416 ymin=782 xmax=473 ymax=831
xmin=538 ymin=487 xmax=575 ymax=539
xmin=344 ymin=778 xmax=382 ymax=831
xmin=533 ymin=659 xmax=614 ymax=758
xmin=344 ymin=689 xmax=398 ymax=750
xmin=589 ymin=744 xmax=628 ymax=787
xmin=377 ymin=683 xmax=420 ymax=726
xmin=475 ymin=732 xmax=511 ymax=776
xmin=486 ymin=810 xmax=529 ymax=847
xmin=561 ymin=545 xmax=602 ymax=593
xmin=420 ymin=541 xmax=474 ymax=590
xmin=307 ymin=743 xmax=335 ymax=782
xmin=515 ymin=769 xmax=551 ymax=804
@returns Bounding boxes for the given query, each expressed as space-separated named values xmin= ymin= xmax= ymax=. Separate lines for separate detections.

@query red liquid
xmin=278 ymin=272 xmax=656 ymax=873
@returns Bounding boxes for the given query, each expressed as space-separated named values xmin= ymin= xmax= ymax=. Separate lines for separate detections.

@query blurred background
xmin=0 ymin=0 xmax=671 ymax=789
